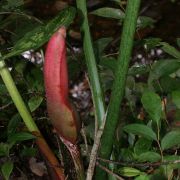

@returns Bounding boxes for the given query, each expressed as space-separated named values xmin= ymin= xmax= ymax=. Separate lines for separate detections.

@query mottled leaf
xmin=3 ymin=7 xmax=76 ymax=60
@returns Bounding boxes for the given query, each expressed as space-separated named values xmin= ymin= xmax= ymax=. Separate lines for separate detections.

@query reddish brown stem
xmin=33 ymin=131 xmax=65 ymax=179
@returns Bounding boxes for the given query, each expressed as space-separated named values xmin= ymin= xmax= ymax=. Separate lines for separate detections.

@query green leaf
xmin=137 ymin=152 xmax=161 ymax=162
xmin=3 ymin=7 xmax=76 ymax=60
xmin=159 ymin=76 xmax=180 ymax=93
xmin=91 ymin=7 xmax=125 ymax=19
xmin=100 ymin=68 xmax=114 ymax=91
xmin=137 ymin=16 xmax=155 ymax=29
xmin=99 ymin=57 xmax=117 ymax=72
xmin=120 ymin=148 xmax=135 ymax=162
xmin=94 ymin=37 xmax=113 ymax=57
xmin=143 ymin=38 xmax=162 ymax=50
xmin=85 ymin=122 xmax=95 ymax=140
xmin=159 ymin=42 xmax=180 ymax=59
xmin=128 ymin=65 xmax=150 ymax=76
xmin=135 ymin=83 xmax=148 ymax=95
xmin=0 ymin=143 xmax=10 ymax=157
xmin=1 ymin=161 xmax=14 ymax=180
xmin=7 ymin=114 xmax=21 ymax=135
xmin=164 ymin=155 xmax=180 ymax=169
xmin=134 ymin=137 xmax=152 ymax=155
xmin=2 ymin=0 xmax=23 ymax=10
xmin=172 ymin=91 xmax=180 ymax=108
xmin=177 ymin=38 xmax=180 ymax=48
xmin=123 ymin=124 xmax=157 ymax=140
xmin=141 ymin=91 xmax=162 ymax=125
xmin=135 ymin=174 xmax=150 ymax=180
xmin=25 ymin=66 xmax=44 ymax=92
xmin=161 ymin=131 xmax=180 ymax=150
xmin=8 ymin=132 xmax=36 ymax=143
xmin=0 ymin=84 xmax=8 ymax=95
xmin=28 ymin=96 xmax=43 ymax=112
xmin=21 ymin=146 xmax=37 ymax=157
xmin=118 ymin=167 xmax=142 ymax=177
xmin=14 ymin=60 xmax=27 ymax=74
xmin=148 ymin=59 xmax=180 ymax=85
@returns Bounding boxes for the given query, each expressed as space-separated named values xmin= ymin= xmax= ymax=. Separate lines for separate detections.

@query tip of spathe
xmin=58 ymin=26 xmax=66 ymax=38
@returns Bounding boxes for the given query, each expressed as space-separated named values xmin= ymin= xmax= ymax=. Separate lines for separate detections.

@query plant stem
xmin=76 ymin=0 xmax=105 ymax=126
xmin=0 ymin=59 xmax=65 ymax=179
xmin=0 ymin=60 xmax=38 ymax=131
xmin=95 ymin=0 xmax=141 ymax=179
xmin=157 ymin=126 xmax=163 ymax=161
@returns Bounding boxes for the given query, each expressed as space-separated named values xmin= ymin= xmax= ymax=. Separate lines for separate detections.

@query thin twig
xmin=97 ymin=157 xmax=180 ymax=167
xmin=80 ymin=123 xmax=89 ymax=156
xmin=37 ymin=117 xmax=50 ymax=121
xmin=86 ymin=111 xmax=107 ymax=180
xmin=96 ymin=162 xmax=124 ymax=180
xmin=55 ymin=134 xmax=64 ymax=167
xmin=0 ymin=102 xmax=12 ymax=110
xmin=102 ymin=52 xmax=119 ymax=58
xmin=84 ymin=73 xmax=98 ymax=136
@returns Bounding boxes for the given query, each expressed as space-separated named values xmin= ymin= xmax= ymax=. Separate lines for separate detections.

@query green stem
xmin=96 ymin=0 xmax=141 ymax=179
xmin=76 ymin=0 xmax=105 ymax=126
xmin=157 ymin=125 xmax=163 ymax=161
xmin=0 ymin=58 xmax=65 ymax=179
xmin=0 ymin=60 xmax=38 ymax=132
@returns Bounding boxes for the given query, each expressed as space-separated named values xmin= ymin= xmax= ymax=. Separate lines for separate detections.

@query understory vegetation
xmin=0 ymin=0 xmax=180 ymax=179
